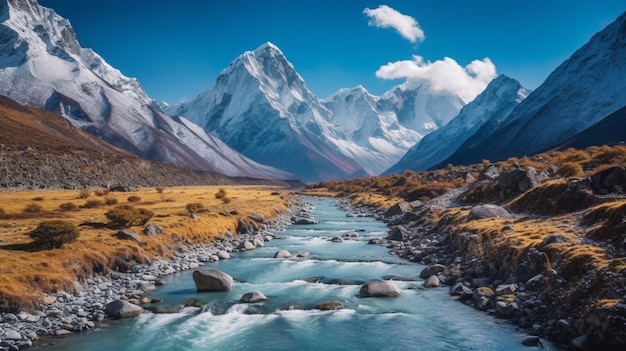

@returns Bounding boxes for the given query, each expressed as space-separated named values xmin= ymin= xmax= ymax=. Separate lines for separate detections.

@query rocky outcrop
xmin=192 ymin=269 xmax=233 ymax=292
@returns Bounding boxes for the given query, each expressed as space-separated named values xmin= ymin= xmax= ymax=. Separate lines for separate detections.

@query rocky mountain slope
xmin=384 ymin=75 xmax=530 ymax=174
xmin=166 ymin=42 xmax=464 ymax=181
xmin=442 ymin=11 xmax=626 ymax=167
xmin=0 ymin=0 xmax=292 ymax=180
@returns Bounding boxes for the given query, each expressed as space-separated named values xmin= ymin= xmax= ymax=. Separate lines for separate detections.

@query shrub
xmin=59 ymin=202 xmax=78 ymax=211
xmin=186 ymin=202 xmax=204 ymax=213
xmin=23 ymin=203 xmax=43 ymax=213
xmin=221 ymin=197 xmax=231 ymax=204
xmin=94 ymin=189 xmax=110 ymax=196
xmin=77 ymin=189 xmax=91 ymax=199
xmin=127 ymin=195 xmax=141 ymax=203
xmin=0 ymin=208 xmax=5 ymax=219
xmin=156 ymin=187 xmax=165 ymax=194
xmin=82 ymin=199 xmax=105 ymax=208
xmin=557 ymin=162 xmax=583 ymax=179
xmin=105 ymin=205 xmax=154 ymax=227
xmin=215 ymin=189 xmax=227 ymax=199
xmin=29 ymin=220 xmax=79 ymax=249
xmin=32 ymin=197 xmax=44 ymax=201
xmin=105 ymin=197 xmax=119 ymax=206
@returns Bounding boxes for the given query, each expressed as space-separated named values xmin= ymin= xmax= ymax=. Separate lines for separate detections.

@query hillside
xmin=306 ymin=145 xmax=626 ymax=350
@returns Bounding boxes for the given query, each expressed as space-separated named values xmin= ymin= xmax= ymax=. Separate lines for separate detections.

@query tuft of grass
xmin=58 ymin=202 xmax=78 ymax=211
xmin=23 ymin=203 xmax=43 ymax=213
xmin=186 ymin=202 xmax=204 ymax=213
xmin=127 ymin=195 xmax=141 ymax=203
xmin=82 ymin=199 xmax=105 ymax=209
xmin=77 ymin=189 xmax=91 ymax=199
xmin=215 ymin=188 xmax=227 ymax=199
xmin=104 ymin=197 xmax=118 ymax=206
xmin=105 ymin=205 xmax=153 ymax=228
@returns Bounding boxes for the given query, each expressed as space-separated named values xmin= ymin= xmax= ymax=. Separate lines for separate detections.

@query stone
xmin=190 ymin=213 xmax=198 ymax=221
xmin=450 ymin=282 xmax=473 ymax=298
xmin=521 ymin=336 xmax=542 ymax=346
xmin=341 ymin=231 xmax=359 ymax=239
xmin=103 ymin=300 xmax=143 ymax=318
xmin=330 ymin=237 xmax=343 ymax=243
xmin=384 ymin=201 xmax=409 ymax=218
xmin=293 ymin=217 xmax=319 ymax=225
xmin=360 ymin=279 xmax=402 ymax=297
xmin=248 ymin=213 xmax=265 ymax=223
xmin=497 ymin=168 xmax=543 ymax=194
xmin=240 ymin=291 xmax=269 ymax=303
xmin=192 ymin=269 xmax=233 ymax=292
xmin=368 ymin=238 xmax=382 ymax=245
xmin=495 ymin=283 xmax=517 ymax=296
xmin=2 ymin=313 xmax=18 ymax=323
xmin=217 ymin=250 xmax=230 ymax=260
xmin=467 ymin=204 xmax=510 ymax=220
xmin=295 ymin=251 xmax=310 ymax=257
xmin=171 ymin=233 xmax=180 ymax=242
xmin=238 ymin=240 xmax=256 ymax=250
xmin=3 ymin=330 xmax=22 ymax=340
xmin=424 ymin=275 xmax=441 ymax=288
xmin=472 ymin=277 xmax=491 ymax=287
xmin=54 ymin=329 xmax=73 ymax=336
xmin=419 ymin=264 xmax=447 ymax=279
xmin=496 ymin=300 xmax=519 ymax=317
xmin=253 ymin=238 xmax=265 ymax=247
xmin=236 ymin=219 xmax=250 ymax=234
xmin=590 ymin=166 xmax=626 ymax=194
xmin=569 ymin=335 xmax=588 ymax=350
xmin=274 ymin=250 xmax=292 ymax=258
xmin=314 ymin=301 xmax=344 ymax=310
xmin=110 ymin=185 xmax=132 ymax=192
xmin=143 ymin=223 xmax=164 ymax=236
xmin=525 ymin=274 xmax=545 ymax=291
xmin=115 ymin=229 xmax=144 ymax=244
xmin=541 ymin=234 xmax=567 ymax=247
xmin=386 ymin=226 xmax=407 ymax=241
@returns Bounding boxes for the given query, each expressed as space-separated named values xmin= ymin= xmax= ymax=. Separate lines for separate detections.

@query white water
xmin=38 ymin=197 xmax=554 ymax=350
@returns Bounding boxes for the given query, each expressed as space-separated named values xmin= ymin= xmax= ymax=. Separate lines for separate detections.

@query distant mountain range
xmin=1 ymin=0 xmax=624 ymax=182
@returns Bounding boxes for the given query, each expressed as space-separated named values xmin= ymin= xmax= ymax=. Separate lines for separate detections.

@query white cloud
xmin=363 ymin=5 xmax=425 ymax=43
xmin=376 ymin=55 xmax=497 ymax=103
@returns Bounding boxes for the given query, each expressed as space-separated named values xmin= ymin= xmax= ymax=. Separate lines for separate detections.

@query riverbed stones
xmin=192 ymin=269 xmax=233 ymax=292
xmin=103 ymin=300 xmax=143 ymax=319
xmin=240 ymin=291 xmax=269 ymax=303
xmin=274 ymin=250 xmax=292 ymax=258
xmin=360 ymin=279 xmax=402 ymax=297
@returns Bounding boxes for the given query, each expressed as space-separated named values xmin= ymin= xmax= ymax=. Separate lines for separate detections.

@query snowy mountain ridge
xmin=0 ymin=0 xmax=293 ymax=180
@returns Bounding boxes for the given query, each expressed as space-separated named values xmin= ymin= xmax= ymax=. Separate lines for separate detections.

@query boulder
xmin=274 ymin=250 xmax=292 ymax=258
xmin=341 ymin=231 xmax=359 ymax=239
xmin=240 ymin=291 xmax=269 ymax=303
xmin=295 ymin=251 xmax=310 ymax=257
xmin=192 ymin=269 xmax=233 ymax=292
xmin=115 ymin=229 xmax=144 ymax=244
xmin=541 ymin=234 xmax=567 ymax=247
xmin=237 ymin=219 xmax=251 ymax=234
xmin=314 ymin=301 xmax=344 ymax=310
xmin=522 ymin=336 xmax=543 ymax=347
xmin=368 ymin=238 xmax=382 ymax=245
xmin=238 ymin=240 xmax=256 ymax=250
xmin=590 ymin=166 xmax=626 ymax=194
xmin=217 ymin=250 xmax=230 ymax=259
xmin=330 ymin=237 xmax=343 ymax=243
xmin=495 ymin=283 xmax=517 ymax=296
xmin=467 ymin=204 xmax=510 ymax=220
xmin=293 ymin=217 xmax=319 ymax=225
xmin=143 ymin=223 xmax=164 ymax=236
xmin=248 ymin=213 xmax=265 ymax=223
xmin=384 ymin=201 xmax=409 ymax=218
xmin=360 ymin=279 xmax=402 ymax=297
xmin=424 ymin=275 xmax=441 ymax=288
xmin=110 ymin=185 xmax=132 ymax=192
xmin=419 ymin=264 xmax=447 ymax=279
xmin=449 ymin=282 xmax=473 ymax=298
xmin=386 ymin=226 xmax=407 ymax=241
xmin=497 ymin=168 xmax=543 ymax=194
xmin=104 ymin=300 xmax=143 ymax=318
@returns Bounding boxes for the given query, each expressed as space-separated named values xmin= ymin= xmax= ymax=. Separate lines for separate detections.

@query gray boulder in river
xmin=104 ymin=300 xmax=143 ymax=319
xmin=240 ymin=291 xmax=269 ymax=303
xmin=192 ymin=269 xmax=233 ymax=292
xmin=359 ymin=279 xmax=402 ymax=297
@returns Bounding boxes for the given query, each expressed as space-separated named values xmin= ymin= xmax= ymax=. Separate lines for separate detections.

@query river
xmin=37 ymin=197 xmax=554 ymax=350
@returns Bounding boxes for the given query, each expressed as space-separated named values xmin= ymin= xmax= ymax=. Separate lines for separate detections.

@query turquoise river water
xmin=37 ymin=197 xmax=555 ymax=350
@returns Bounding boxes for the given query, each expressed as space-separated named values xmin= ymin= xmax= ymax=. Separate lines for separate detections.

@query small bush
xmin=186 ymin=202 xmax=204 ymax=213
xmin=23 ymin=203 xmax=43 ymax=213
xmin=156 ymin=187 xmax=165 ymax=194
xmin=105 ymin=197 xmax=119 ymax=206
xmin=59 ymin=202 xmax=78 ymax=211
xmin=29 ymin=220 xmax=79 ymax=249
xmin=32 ymin=197 xmax=44 ymax=201
xmin=105 ymin=205 xmax=154 ymax=227
xmin=94 ymin=189 xmax=110 ymax=196
xmin=0 ymin=208 xmax=5 ymax=219
xmin=127 ymin=195 xmax=141 ymax=203
xmin=82 ymin=199 xmax=105 ymax=208
xmin=215 ymin=189 xmax=227 ymax=199
xmin=77 ymin=189 xmax=91 ymax=199
xmin=221 ymin=197 xmax=231 ymax=204
xmin=557 ymin=162 xmax=583 ymax=179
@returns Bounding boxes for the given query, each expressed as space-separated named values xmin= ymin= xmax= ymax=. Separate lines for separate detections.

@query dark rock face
xmin=590 ymin=166 xmax=626 ymax=194
xmin=192 ymin=269 xmax=233 ymax=292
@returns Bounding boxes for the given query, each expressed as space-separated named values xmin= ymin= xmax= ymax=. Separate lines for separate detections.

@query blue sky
xmin=39 ymin=0 xmax=624 ymax=104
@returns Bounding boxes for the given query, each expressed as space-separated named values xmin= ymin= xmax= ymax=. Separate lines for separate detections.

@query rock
xmin=424 ymin=275 xmax=441 ymax=288
xmin=467 ymin=204 xmax=511 ymax=220
xmin=368 ymin=238 xmax=382 ymax=244
xmin=386 ymin=226 xmax=407 ymax=241
xmin=472 ymin=277 xmax=491 ymax=287
xmin=384 ymin=201 xmax=409 ymax=218
xmin=293 ymin=217 xmax=319 ymax=225
xmin=115 ymin=229 xmax=144 ymax=244
xmin=110 ymin=185 xmax=132 ymax=192
xmin=2 ymin=313 xmax=18 ymax=323
xmin=496 ymin=300 xmax=519 ymax=317
xmin=521 ymin=336 xmax=543 ymax=346
xmin=359 ymin=279 xmax=402 ymax=297
xmin=497 ymin=168 xmax=543 ymax=194
xmin=248 ymin=213 xmax=265 ymax=223
xmin=192 ymin=269 xmax=233 ymax=292
xmin=295 ymin=251 xmax=310 ymax=257
xmin=450 ymin=282 xmax=473 ymax=298
xmin=54 ymin=329 xmax=73 ymax=336
xmin=103 ymin=300 xmax=143 ymax=318
xmin=240 ymin=291 xmax=269 ymax=303
xmin=525 ymin=274 xmax=545 ymax=291
xmin=590 ymin=166 xmax=626 ymax=194
xmin=473 ymin=287 xmax=495 ymax=311
xmin=217 ymin=250 xmax=230 ymax=259
xmin=419 ymin=264 xmax=447 ymax=279
xmin=3 ymin=330 xmax=22 ymax=340
xmin=171 ymin=233 xmax=180 ymax=242
xmin=190 ymin=213 xmax=198 ymax=221
xmin=253 ymin=238 xmax=265 ymax=247
xmin=143 ymin=223 xmax=164 ymax=236
xmin=479 ymin=165 xmax=500 ymax=180
xmin=274 ymin=250 xmax=292 ymax=258
xmin=541 ymin=234 xmax=567 ymax=247
xmin=569 ymin=335 xmax=588 ymax=350
xmin=236 ymin=218 xmax=250 ymax=234
xmin=314 ymin=301 xmax=343 ymax=310
xmin=238 ymin=240 xmax=256 ymax=250
xmin=341 ymin=231 xmax=359 ymax=239
xmin=495 ymin=283 xmax=517 ymax=296
xmin=330 ymin=237 xmax=343 ymax=243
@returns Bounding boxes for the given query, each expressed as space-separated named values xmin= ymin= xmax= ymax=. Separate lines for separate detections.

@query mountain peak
xmin=253 ymin=41 xmax=283 ymax=56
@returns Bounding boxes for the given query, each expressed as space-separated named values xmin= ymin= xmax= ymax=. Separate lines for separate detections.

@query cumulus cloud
xmin=363 ymin=5 xmax=425 ymax=43
xmin=376 ymin=55 xmax=497 ymax=103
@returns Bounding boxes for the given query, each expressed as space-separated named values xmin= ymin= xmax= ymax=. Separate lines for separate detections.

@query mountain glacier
xmin=385 ymin=75 xmax=530 ymax=174
xmin=0 ymin=0 xmax=292 ymax=180
xmin=167 ymin=42 xmax=465 ymax=181
xmin=442 ymin=11 xmax=626 ymax=167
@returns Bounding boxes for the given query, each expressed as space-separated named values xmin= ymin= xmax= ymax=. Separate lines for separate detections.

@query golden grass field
xmin=0 ymin=185 xmax=293 ymax=311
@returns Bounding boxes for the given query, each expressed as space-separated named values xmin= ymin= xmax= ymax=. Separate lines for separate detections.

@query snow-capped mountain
xmin=167 ymin=42 xmax=465 ymax=180
xmin=384 ymin=75 xmax=530 ymax=174
xmin=0 ymin=0 xmax=291 ymax=180
xmin=442 ymin=11 xmax=626 ymax=167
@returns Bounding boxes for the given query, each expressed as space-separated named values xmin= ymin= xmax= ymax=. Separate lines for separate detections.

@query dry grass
xmin=0 ymin=185 xmax=292 ymax=311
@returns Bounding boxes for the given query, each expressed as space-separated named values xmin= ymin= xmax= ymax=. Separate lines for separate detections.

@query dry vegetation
xmin=0 ymin=186 xmax=292 ymax=311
